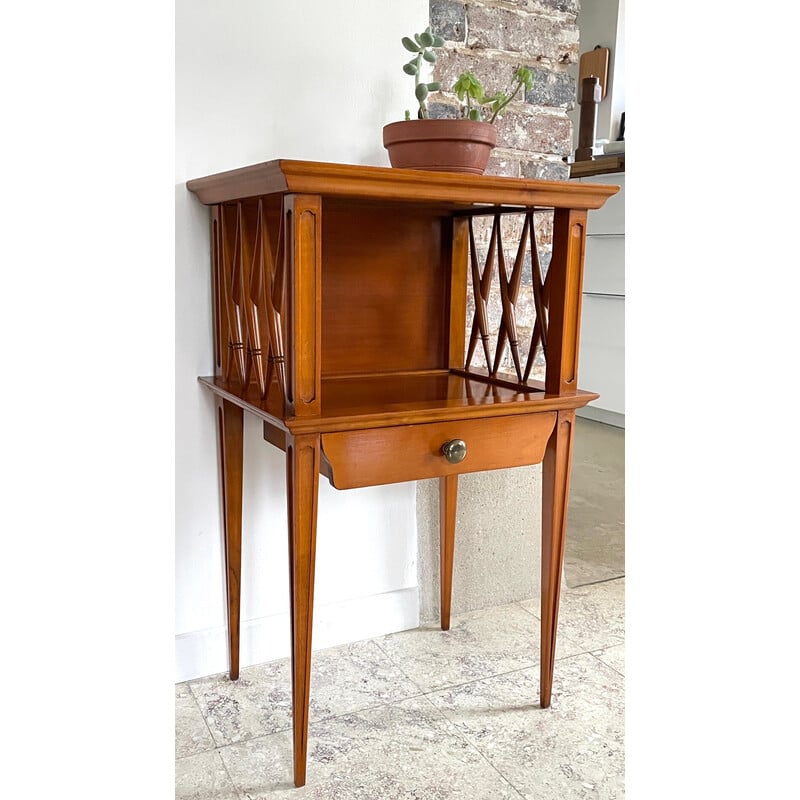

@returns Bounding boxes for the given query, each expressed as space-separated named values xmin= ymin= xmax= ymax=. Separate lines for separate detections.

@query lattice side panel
xmin=463 ymin=208 xmax=554 ymax=385
xmin=217 ymin=203 xmax=247 ymax=385
xmin=214 ymin=199 xmax=286 ymax=407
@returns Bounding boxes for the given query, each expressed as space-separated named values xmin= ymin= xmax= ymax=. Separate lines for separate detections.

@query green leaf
xmin=452 ymin=76 xmax=468 ymax=99
xmin=433 ymin=35 xmax=445 ymax=47
xmin=468 ymin=109 xmax=481 ymax=121
xmin=402 ymin=36 xmax=420 ymax=53
xmin=415 ymin=83 xmax=429 ymax=101
xmin=458 ymin=71 xmax=482 ymax=95
xmin=403 ymin=63 xmax=418 ymax=75
xmin=471 ymin=79 xmax=486 ymax=102
xmin=427 ymin=82 xmax=441 ymax=91
xmin=515 ymin=66 xmax=534 ymax=89
xmin=419 ymin=30 xmax=434 ymax=47
xmin=423 ymin=49 xmax=436 ymax=63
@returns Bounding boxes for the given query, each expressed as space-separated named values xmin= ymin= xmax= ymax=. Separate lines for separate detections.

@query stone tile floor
xmin=176 ymin=577 xmax=624 ymax=799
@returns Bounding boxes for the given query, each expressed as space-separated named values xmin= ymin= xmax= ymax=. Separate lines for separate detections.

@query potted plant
xmin=382 ymin=28 xmax=534 ymax=175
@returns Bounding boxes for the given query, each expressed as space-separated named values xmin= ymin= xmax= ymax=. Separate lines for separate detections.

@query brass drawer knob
xmin=441 ymin=439 xmax=467 ymax=464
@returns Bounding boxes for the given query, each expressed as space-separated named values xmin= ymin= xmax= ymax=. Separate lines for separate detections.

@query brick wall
xmin=428 ymin=0 xmax=580 ymax=379
xmin=429 ymin=0 xmax=579 ymax=182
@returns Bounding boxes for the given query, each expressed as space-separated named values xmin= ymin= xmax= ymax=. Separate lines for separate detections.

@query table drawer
xmin=321 ymin=412 xmax=557 ymax=489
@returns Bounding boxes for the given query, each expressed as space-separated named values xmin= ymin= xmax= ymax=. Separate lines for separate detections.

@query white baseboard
xmin=175 ymin=586 xmax=419 ymax=683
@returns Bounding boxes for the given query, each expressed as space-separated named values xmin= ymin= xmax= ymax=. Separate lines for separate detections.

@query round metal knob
xmin=441 ymin=439 xmax=467 ymax=464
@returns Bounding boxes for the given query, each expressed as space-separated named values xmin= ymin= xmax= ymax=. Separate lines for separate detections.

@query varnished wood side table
xmin=186 ymin=160 xmax=618 ymax=787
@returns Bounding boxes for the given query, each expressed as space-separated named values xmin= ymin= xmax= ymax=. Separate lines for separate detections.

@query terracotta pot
xmin=383 ymin=119 xmax=497 ymax=175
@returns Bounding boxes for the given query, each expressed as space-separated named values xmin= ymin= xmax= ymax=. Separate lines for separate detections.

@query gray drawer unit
xmin=582 ymin=235 xmax=625 ymax=296
xmin=578 ymin=295 xmax=625 ymax=417
xmin=582 ymin=173 xmax=624 ymax=235
xmin=574 ymin=170 xmax=625 ymax=427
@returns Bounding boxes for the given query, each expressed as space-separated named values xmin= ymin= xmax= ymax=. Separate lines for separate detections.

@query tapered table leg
xmin=439 ymin=474 xmax=458 ymax=631
xmin=216 ymin=398 xmax=244 ymax=681
xmin=286 ymin=434 xmax=320 ymax=787
xmin=540 ymin=410 xmax=575 ymax=708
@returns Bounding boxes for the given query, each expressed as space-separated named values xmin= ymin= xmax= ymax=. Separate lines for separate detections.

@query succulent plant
xmin=400 ymin=27 xmax=444 ymax=119
xmin=399 ymin=29 xmax=534 ymax=125
xmin=453 ymin=66 xmax=535 ymax=124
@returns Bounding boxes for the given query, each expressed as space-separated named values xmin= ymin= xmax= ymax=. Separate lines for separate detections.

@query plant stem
xmin=488 ymin=77 xmax=526 ymax=124
xmin=414 ymin=53 xmax=428 ymax=119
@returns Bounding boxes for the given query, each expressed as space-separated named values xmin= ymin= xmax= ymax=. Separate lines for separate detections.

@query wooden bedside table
xmin=186 ymin=159 xmax=618 ymax=786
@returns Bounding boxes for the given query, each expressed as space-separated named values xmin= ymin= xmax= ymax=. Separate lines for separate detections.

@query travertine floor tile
xmin=178 ymin=582 xmax=625 ymax=797
xmin=427 ymin=654 xmax=624 ymax=800
xmin=176 ymin=750 xmax=239 ymax=800
xmin=189 ymin=638 xmax=421 ymax=746
xmin=373 ymin=602 xmax=584 ymax=694
xmin=188 ymin=657 xmax=291 ymax=749
xmin=218 ymin=696 xmax=524 ymax=799
xmin=520 ymin=577 xmax=625 ymax=653
xmin=591 ymin=643 xmax=624 ymax=677
xmin=176 ymin=681 xmax=215 ymax=758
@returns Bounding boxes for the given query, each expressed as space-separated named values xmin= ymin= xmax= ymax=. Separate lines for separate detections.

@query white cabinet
xmin=585 ymin=174 xmax=625 ymax=235
xmin=578 ymin=295 xmax=624 ymax=415
xmin=583 ymin=236 xmax=624 ymax=295
xmin=574 ymin=171 xmax=625 ymax=427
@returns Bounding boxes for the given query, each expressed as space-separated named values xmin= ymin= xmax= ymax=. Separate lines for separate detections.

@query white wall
xmin=175 ymin=0 xmax=428 ymax=682
xmin=610 ymin=0 xmax=625 ymax=143
xmin=568 ymin=0 xmax=625 ymax=147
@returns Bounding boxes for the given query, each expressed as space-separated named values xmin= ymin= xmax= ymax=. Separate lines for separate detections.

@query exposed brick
xmin=513 ymin=284 xmax=535 ymax=321
xmin=498 ymin=213 xmax=529 ymax=252
xmin=434 ymin=49 xmax=533 ymax=100
xmin=521 ymin=244 xmax=552 ymax=284
xmin=485 ymin=153 xmax=521 ymax=177
xmin=436 ymin=51 xmax=575 ymax=110
xmin=429 ymin=3 xmax=574 ymax=182
xmin=471 ymin=197 xmax=555 ymax=252
xmin=525 ymin=66 xmax=575 ymax=108
xmin=469 ymin=213 xmax=551 ymax=270
xmin=466 ymin=4 xmax=579 ymax=62
xmin=533 ymin=210 xmax=554 ymax=247
xmin=494 ymin=0 xmax=579 ymax=14
xmin=430 ymin=0 xmax=466 ymax=42
xmin=470 ymin=214 xmax=495 ymax=246
xmin=428 ymin=99 xmax=461 ymax=119
xmin=521 ymin=158 xmax=570 ymax=181
xmin=494 ymin=108 xmax=572 ymax=155
xmin=546 ymin=0 xmax=579 ymax=13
